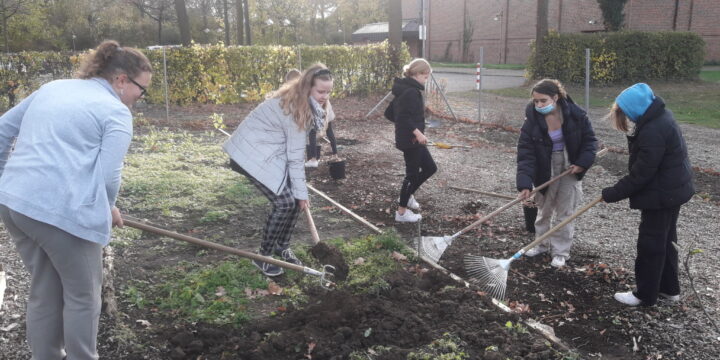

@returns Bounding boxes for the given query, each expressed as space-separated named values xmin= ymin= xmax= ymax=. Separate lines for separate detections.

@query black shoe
xmin=252 ymin=258 xmax=284 ymax=277
xmin=275 ymin=248 xmax=303 ymax=266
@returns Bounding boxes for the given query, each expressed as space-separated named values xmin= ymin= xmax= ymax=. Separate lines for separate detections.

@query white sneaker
xmin=550 ymin=255 xmax=566 ymax=268
xmin=524 ymin=246 xmax=547 ymax=257
xmin=305 ymin=159 xmax=319 ymax=168
xmin=659 ymin=292 xmax=680 ymax=302
xmin=407 ymin=195 xmax=421 ymax=210
xmin=395 ymin=209 xmax=422 ymax=222
xmin=614 ymin=291 xmax=642 ymax=306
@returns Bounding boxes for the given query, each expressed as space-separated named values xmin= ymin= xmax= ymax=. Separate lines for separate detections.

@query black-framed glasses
xmin=128 ymin=77 xmax=147 ymax=97
xmin=312 ymin=68 xmax=332 ymax=78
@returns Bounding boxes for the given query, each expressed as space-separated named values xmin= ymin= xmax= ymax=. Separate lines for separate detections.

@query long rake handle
xmin=519 ymin=196 xmax=603 ymax=254
xmin=453 ymin=148 xmax=607 ymax=238
xmin=306 ymin=184 xmax=383 ymax=234
xmin=448 ymin=186 xmax=516 ymax=200
xmin=305 ymin=208 xmax=321 ymax=245
xmin=122 ymin=217 xmax=321 ymax=276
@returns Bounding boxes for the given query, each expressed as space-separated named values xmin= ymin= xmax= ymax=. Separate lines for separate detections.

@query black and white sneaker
xmin=252 ymin=258 xmax=284 ymax=277
xmin=276 ymin=248 xmax=303 ymax=266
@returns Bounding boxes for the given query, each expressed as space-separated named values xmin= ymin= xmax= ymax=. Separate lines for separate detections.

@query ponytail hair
xmin=77 ymin=40 xmax=153 ymax=81
xmin=531 ymin=78 xmax=567 ymax=100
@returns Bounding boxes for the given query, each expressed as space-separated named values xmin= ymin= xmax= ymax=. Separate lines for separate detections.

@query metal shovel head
xmin=419 ymin=236 xmax=453 ymax=263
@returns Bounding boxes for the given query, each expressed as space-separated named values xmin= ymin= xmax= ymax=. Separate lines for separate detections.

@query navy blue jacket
xmin=602 ymin=97 xmax=694 ymax=209
xmin=391 ymin=77 xmax=425 ymax=150
xmin=516 ymin=96 xmax=597 ymax=192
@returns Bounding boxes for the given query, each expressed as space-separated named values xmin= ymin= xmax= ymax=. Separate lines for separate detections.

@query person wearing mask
xmin=0 ymin=40 xmax=152 ymax=360
xmin=516 ymin=79 xmax=597 ymax=268
xmin=390 ymin=58 xmax=437 ymax=223
xmin=223 ymin=64 xmax=333 ymax=277
xmin=602 ymin=83 xmax=694 ymax=306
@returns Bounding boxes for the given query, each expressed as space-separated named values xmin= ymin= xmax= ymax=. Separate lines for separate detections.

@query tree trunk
xmin=242 ymin=0 xmax=251 ymax=45
xmin=174 ymin=0 xmax=192 ymax=46
xmin=222 ymin=0 xmax=230 ymax=45
xmin=536 ymin=0 xmax=549 ymax=62
xmin=388 ymin=0 xmax=402 ymax=71
xmin=236 ymin=0 xmax=244 ymax=45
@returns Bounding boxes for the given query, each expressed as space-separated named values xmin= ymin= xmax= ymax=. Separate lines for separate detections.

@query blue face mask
xmin=535 ymin=102 xmax=555 ymax=115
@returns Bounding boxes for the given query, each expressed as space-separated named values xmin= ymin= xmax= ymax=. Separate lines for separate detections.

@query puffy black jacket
xmin=516 ymin=96 xmax=597 ymax=192
xmin=391 ymin=77 xmax=425 ymax=150
xmin=602 ymin=97 xmax=695 ymax=209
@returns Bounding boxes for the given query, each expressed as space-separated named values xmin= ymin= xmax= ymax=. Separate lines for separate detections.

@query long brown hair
xmin=531 ymin=78 xmax=567 ymax=99
xmin=76 ymin=40 xmax=153 ymax=81
xmin=273 ymin=63 xmax=333 ymax=130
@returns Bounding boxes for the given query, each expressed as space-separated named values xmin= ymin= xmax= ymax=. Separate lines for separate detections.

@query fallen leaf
xmin=1 ymin=323 xmax=19 ymax=332
xmin=268 ymin=281 xmax=283 ymax=295
xmin=136 ymin=319 xmax=151 ymax=328
xmin=599 ymin=329 xmax=606 ymax=335
xmin=215 ymin=286 xmax=226 ymax=297
xmin=354 ymin=257 xmax=366 ymax=265
xmin=391 ymin=251 xmax=407 ymax=262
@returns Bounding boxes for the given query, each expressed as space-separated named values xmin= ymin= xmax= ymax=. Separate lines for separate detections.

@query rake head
xmin=464 ymin=255 xmax=514 ymax=300
xmin=418 ymin=236 xmax=454 ymax=263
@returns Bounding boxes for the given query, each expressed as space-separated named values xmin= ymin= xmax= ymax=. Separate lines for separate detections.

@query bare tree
xmin=235 ymin=0 xmax=243 ymax=45
xmin=219 ymin=0 xmax=229 ymax=45
xmin=0 ymin=0 xmax=26 ymax=52
xmin=129 ymin=0 xmax=176 ymax=45
xmin=242 ymin=0 xmax=250 ymax=44
xmin=174 ymin=0 xmax=192 ymax=46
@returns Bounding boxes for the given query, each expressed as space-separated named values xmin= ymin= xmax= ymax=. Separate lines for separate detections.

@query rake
xmin=122 ymin=216 xmax=335 ymax=289
xmin=419 ymin=148 xmax=607 ymax=263
xmin=464 ymin=196 xmax=603 ymax=300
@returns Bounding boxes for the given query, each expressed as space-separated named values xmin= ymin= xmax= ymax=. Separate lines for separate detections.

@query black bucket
xmin=328 ymin=160 xmax=346 ymax=180
xmin=523 ymin=205 xmax=537 ymax=233
xmin=306 ymin=145 xmax=322 ymax=159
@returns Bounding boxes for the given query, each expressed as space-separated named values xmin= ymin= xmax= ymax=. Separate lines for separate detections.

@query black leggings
xmin=634 ymin=206 xmax=681 ymax=306
xmin=308 ymin=122 xmax=337 ymax=158
xmin=399 ymin=146 xmax=437 ymax=207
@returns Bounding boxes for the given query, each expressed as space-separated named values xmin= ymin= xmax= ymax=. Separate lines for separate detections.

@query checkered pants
xmin=230 ymin=160 xmax=300 ymax=256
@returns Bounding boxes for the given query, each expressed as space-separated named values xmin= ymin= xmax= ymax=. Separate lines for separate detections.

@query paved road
xmin=432 ymin=67 xmax=526 ymax=92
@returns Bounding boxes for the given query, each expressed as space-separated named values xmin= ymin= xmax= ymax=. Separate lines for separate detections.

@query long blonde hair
xmin=608 ymin=102 xmax=630 ymax=132
xmin=273 ymin=63 xmax=333 ymax=130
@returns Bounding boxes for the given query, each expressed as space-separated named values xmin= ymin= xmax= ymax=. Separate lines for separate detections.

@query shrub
xmin=528 ymin=31 xmax=705 ymax=84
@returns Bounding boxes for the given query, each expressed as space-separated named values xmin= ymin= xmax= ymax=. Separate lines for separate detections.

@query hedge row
xmin=0 ymin=41 xmax=410 ymax=109
xmin=528 ymin=31 xmax=705 ymax=84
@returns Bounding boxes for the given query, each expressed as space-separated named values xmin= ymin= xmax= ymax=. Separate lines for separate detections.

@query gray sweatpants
xmin=533 ymin=151 xmax=583 ymax=258
xmin=0 ymin=205 xmax=102 ymax=360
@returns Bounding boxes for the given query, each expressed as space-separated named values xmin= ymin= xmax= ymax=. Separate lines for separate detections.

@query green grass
xmin=430 ymin=61 xmax=525 ymax=70
xmin=700 ymin=70 xmax=720 ymax=82
xmin=118 ymin=128 xmax=265 ymax=222
xmin=486 ymin=81 xmax=720 ymax=128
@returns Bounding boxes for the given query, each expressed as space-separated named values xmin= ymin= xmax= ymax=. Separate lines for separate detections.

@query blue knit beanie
xmin=615 ymin=83 xmax=655 ymax=122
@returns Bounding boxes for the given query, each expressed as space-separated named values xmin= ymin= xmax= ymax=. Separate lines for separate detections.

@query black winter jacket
xmin=391 ymin=77 xmax=425 ymax=150
xmin=516 ymin=97 xmax=597 ymax=193
xmin=602 ymin=97 xmax=694 ymax=209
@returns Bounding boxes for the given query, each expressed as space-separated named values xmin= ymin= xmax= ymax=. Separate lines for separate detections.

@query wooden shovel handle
xmin=520 ymin=196 xmax=603 ymax=253
xmin=305 ymin=208 xmax=321 ymax=245
xmin=122 ymin=217 xmax=307 ymax=273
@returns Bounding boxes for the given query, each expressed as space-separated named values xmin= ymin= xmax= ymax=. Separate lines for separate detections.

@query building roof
xmin=352 ymin=19 xmax=419 ymax=43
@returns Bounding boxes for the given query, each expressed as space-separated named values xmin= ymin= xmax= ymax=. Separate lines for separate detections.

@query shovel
xmin=420 ymin=148 xmax=607 ymax=262
xmin=305 ymin=208 xmax=350 ymax=281
xmin=122 ymin=217 xmax=335 ymax=289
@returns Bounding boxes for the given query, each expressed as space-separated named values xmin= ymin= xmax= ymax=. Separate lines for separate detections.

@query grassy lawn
xmin=430 ymin=61 xmax=525 ymax=70
xmin=487 ymin=81 xmax=720 ymax=128
xmin=700 ymin=70 xmax=720 ymax=82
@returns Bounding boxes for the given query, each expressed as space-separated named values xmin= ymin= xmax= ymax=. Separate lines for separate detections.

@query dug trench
xmin=99 ymin=96 xmax=720 ymax=359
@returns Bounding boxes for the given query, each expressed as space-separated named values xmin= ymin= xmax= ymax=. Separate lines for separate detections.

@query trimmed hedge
xmin=528 ymin=31 xmax=705 ymax=84
xmin=0 ymin=41 xmax=410 ymax=109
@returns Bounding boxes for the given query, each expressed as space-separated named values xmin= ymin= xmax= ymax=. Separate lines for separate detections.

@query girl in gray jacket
xmin=223 ymin=64 xmax=333 ymax=277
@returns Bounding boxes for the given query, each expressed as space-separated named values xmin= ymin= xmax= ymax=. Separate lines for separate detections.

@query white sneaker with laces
xmin=659 ymin=292 xmax=680 ymax=302
xmin=524 ymin=246 xmax=547 ymax=258
xmin=404 ymin=195 xmax=421 ymax=210
xmin=614 ymin=291 xmax=642 ymax=306
xmin=550 ymin=255 xmax=566 ymax=268
xmin=305 ymin=159 xmax=319 ymax=168
xmin=395 ymin=209 xmax=422 ymax=222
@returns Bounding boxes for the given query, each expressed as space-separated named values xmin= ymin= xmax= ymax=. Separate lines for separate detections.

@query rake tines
xmin=464 ymin=254 xmax=511 ymax=300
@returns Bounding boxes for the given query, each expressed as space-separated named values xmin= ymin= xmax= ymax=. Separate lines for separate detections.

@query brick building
xmin=401 ymin=0 xmax=718 ymax=64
